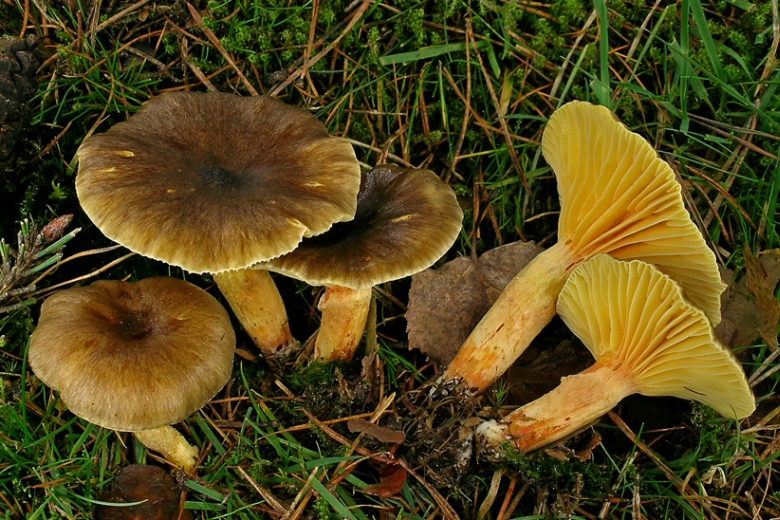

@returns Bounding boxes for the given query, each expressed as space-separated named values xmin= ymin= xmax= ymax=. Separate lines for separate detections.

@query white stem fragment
xmin=134 ymin=426 xmax=200 ymax=471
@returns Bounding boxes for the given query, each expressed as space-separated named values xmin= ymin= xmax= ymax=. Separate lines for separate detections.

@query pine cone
xmin=0 ymin=34 xmax=42 ymax=169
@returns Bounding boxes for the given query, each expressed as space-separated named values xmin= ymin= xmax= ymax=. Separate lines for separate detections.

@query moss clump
xmin=283 ymin=361 xmax=369 ymax=423
xmin=502 ymin=445 xmax=611 ymax=497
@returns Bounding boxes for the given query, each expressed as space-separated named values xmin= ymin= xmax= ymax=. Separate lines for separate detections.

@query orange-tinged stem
xmin=213 ymin=269 xmax=296 ymax=358
xmin=135 ymin=426 xmax=200 ymax=471
xmin=477 ymin=360 xmax=638 ymax=454
xmin=443 ymin=243 xmax=579 ymax=393
xmin=315 ymin=286 xmax=372 ymax=362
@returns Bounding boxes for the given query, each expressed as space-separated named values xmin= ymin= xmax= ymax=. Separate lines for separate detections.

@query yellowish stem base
xmin=444 ymin=243 xmax=579 ymax=393
xmin=214 ymin=269 xmax=297 ymax=358
xmin=315 ymin=286 xmax=372 ymax=362
xmin=477 ymin=361 xmax=638 ymax=454
xmin=135 ymin=426 xmax=200 ymax=471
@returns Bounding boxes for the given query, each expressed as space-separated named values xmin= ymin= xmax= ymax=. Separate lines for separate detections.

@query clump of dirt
xmin=395 ymin=379 xmax=485 ymax=489
xmin=269 ymin=354 xmax=487 ymax=492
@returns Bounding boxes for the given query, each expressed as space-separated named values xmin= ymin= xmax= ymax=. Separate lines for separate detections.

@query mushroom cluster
xmin=29 ymin=91 xmax=463 ymax=468
xmin=444 ymin=101 xmax=726 ymax=394
xmin=477 ymin=255 xmax=754 ymax=456
xmin=451 ymin=101 xmax=754 ymax=456
xmin=36 ymin=89 xmax=751 ymax=469
xmin=76 ymin=91 xmax=362 ymax=358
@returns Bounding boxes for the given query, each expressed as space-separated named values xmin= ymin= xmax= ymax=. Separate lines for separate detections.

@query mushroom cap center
xmin=198 ymin=164 xmax=245 ymax=191
xmin=116 ymin=310 xmax=155 ymax=340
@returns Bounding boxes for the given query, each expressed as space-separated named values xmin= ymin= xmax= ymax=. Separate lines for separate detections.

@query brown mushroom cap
xmin=544 ymin=101 xmax=725 ymax=324
xmin=557 ymin=254 xmax=754 ymax=418
xmin=76 ymin=92 xmax=361 ymax=273
xmin=263 ymin=164 xmax=464 ymax=289
xmin=28 ymin=277 xmax=236 ymax=431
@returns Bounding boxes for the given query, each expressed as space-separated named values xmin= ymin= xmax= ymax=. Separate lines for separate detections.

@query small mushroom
xmin=28 ymin=277 xmax=236 ymax=470
xmin=264 ymin=164 xmax=463 ymax=362
xmin=477 ymin=255 xmax=755 ymax=455
xmin=76 ymin=91 xmax=361 ymax=358
xmin=444 ymin=101 xmax=726 ymax=394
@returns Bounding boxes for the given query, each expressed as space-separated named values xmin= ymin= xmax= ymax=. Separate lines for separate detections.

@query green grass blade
xmin=195 ymin=414 xmax=226 ymax=456
xmin=766 ymin=156 xmax=780 ymax=247
xmin=185 ymin=480 xmax=226 ymax=502
xmin=634 ymin=6 xmax=671 ymax=68
xmin=678 ymin=0 xmax=691 ymax=130
xmin=689 ymin=0 xmax=726 ymax=84
xmin=592 ymin=0 xmax=612 ymax=108
xmin=380 ymin=41 xmax=487 ymax=65
xmin=307 ymin=471 xmax=357 ymax=520
xmin=558 ymin=43 xmax=592 ymax=108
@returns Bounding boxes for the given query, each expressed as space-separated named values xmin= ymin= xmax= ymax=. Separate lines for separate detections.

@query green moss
xmin=551 ymin=0 xmax=586 ymax=27
xmin=529 ymin=17 xmax=567 ymax=63
xmin=502 ymin=446 xmax=610 ymax=496
xmin=314 ymin=496 xmax=334 ymax=519
xmin=207 ymin=0 xmax=230 ymax=18
xmin=286 ymin=362 xmax=340 ymax=394
xmin=368 ymin=26 xmax=382 ymax=63
xmin=396 ymin=8 xmax=426 ymax=48
xmin=742 ymin=3 xmax=771 ymax=31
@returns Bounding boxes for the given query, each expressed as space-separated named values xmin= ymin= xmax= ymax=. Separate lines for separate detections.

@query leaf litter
xmin=92 ymin=464 xmax=192 ymax=520
xmin=717 ymin=247 xmax=780 ymax=351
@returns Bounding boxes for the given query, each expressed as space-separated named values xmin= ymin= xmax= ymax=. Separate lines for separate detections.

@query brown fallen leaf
xmin=717 ymin=248 xmax=780 ymax=351
xmin=348 ymin=418 xmax=405 ymax=444
xmin=93 ymin=464 xmax=193 ymax=520
xmin=744 ymin=245 xmax=780 ymax=350
xmin=361 ymin=463 xmax=407 ymax=498
xmin=407 ymin=241 xmax=543 ymax=365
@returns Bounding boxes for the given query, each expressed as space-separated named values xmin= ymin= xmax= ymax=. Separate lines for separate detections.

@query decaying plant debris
xmin=0 ymin=214 xmax=78 ymax=313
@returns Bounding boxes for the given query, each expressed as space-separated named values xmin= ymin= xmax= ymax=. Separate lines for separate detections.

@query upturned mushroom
xmin=477 ymin=255 xmax=755 ymax=455
xmin=76 ymin=91 xmax=361 ymax=358
xmin=443 ymin=101 xmax=725 ymax=394
xmin=28 ymin=277 xmax=236 ymax=470
xmin=263 ymin=164 xmax=463 ymax=362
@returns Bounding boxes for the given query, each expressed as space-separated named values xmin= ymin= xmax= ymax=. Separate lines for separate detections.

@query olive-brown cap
xmin=28 ymin=277 xmax=236 ymax=431
xmin=263 ymin=164 xmax=464 ymax=289
xmin=76 ymin=92 xmax=361 ymax=273
xmin=557 ymin=254 xmax=755 ymax=419
xmin=543 ymin=101 xmax=725 ymax=324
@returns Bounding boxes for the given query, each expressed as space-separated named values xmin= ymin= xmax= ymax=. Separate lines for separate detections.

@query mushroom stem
xmin=315 ymin=286 xmax=373 ymax=362
xmin=134 ymin=426 xmax=200 ymax=471
xmin=478 ymin=360 xmax=638 ymax=455
xmin=213 ymin=269 xmax=297 ymax=358
xmin=443 ymin=243 xmax=579 ymax=393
